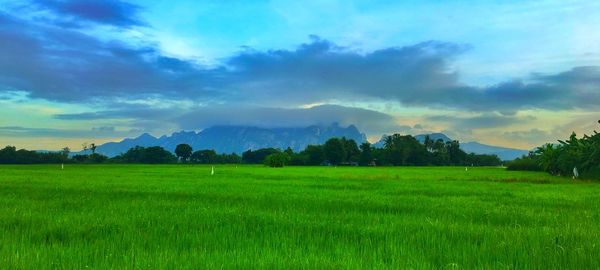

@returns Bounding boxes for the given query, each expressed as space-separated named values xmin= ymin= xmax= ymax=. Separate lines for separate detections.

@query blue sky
xmin=0 ymin=0 xmax=599 ymax=150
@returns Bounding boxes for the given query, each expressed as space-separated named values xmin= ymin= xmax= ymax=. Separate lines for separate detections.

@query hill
xmin=93 ymin=123 xmax=367 ymax=157
xmin=90 ymin=125 xmax=527 ymax=160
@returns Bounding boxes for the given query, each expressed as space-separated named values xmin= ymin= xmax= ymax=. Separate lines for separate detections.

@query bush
xmin=112 ymin=146 xmax=177 ymax=164
xmin=507 ymin=156 xmax=542 ymax=171
xmin=72 ymin=153 xmax=108 ymax=163
xmin=243 ymin=148 xmax=279 ymax=164
xmin=581 ymin=167 xmax=600 ymax=180
xmin=264 ymin=152 xmax=290 ymax=168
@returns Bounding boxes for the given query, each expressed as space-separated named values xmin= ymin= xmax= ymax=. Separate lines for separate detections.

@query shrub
xmin=264 ymin=152 xmax=290 ymax=168
xmin=507 ymin=155 xmax=542 ymax=171
xmin=581 ymin=167 xmax=600 ymax=180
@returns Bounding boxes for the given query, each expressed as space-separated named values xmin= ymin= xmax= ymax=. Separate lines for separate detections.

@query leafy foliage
xmin=72 ymin=153 xmax=109 ymax=163
xmin=509 ymin=122 xmax=600 ymax=178
xmin=506 ymin=155 xmax=543 ymax=171
xmin=242 ymin=148 xmax=279 ymax=164
xmin=112 ymin=146 xmax=177 ymax=164
xmin=264 ymin=152 xmax=291 ymax=167
xmin=0 ymin=146 xmax=69 ymax=164
xmin=0 ymin=134 xmax=502 ymax=166
xmin=190 ymin=149 xmax=241 ymax=164
xmin=175 ymin=144 xmax=193 ymax=162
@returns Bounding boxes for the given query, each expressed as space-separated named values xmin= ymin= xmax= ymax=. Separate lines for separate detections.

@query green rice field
xmin=0 ymin=165 xmax=599 ymax=269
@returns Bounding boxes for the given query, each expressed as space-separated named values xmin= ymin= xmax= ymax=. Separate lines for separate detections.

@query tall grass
xmin=0 ymin=165 xmax=599 ymax=269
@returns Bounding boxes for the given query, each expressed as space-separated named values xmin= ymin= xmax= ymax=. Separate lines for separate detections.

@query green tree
xmin=324 ymin=138 xmax=345 ymax=165
xmin=303 ymin=145 xmax=324 ymax=165
xmin=61 ymin=147 xmax=70 ymax=158
xmin=190 ymin=149 xmax=217 ymax=164
xmin=424 ymin=135 xmax=434 ymax=152
xmin=446 ymin=140 xmax=466 ymax=165
xmin=114 ymin=146 xmax=177 ymax=164
xmin=175 ymin=144 xmax=193 ymax=162
xmin=89 ymin=143 xmax=97 ymax=154
xmin=341 ymin=137 xmax=360 ymax=162
xmin=264 ymin=152 xmax=290 ymax=167
xmin=242 ymin=148 xmax=279 ymax=164
xmin=383 ymin=134 xmax=427 ymax=165
xmin=359 ymin=142 xmax=373 ymax=166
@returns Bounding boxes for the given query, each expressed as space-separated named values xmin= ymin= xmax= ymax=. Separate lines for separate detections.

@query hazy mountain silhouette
xmin=90 ymin=124 xmax=527 ymax=160
xmin=93 ymin=123 xmax=367 ymax=157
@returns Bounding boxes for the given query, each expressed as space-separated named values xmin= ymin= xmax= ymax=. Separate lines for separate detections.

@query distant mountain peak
xmin=92 ymin=123 xmax=366 ymax=157
xmin=137 ymin=132 xmax=156 ymax=139
xmin=89 ymin=126 xmax=527 ymax=160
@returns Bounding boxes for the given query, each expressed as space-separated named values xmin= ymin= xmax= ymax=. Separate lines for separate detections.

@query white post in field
xmin=211 ymin=166 xmax=215 ymax=175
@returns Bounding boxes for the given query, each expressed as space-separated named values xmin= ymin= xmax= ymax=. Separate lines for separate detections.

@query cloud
xmin=0 ymin=11 xmax=223 ymax=103
xmin=54 ymin=104 xmax=409 ymax=135
xmin=224 ymin=40 xmax=600 ymax=112
xmin=91 ymin=126 xmax=116 ymax=132
xmin=223 ymin=37 xmax=469 ymax=106
xmin=0 ymin=126 xmax=127 ymax=138
xmin=2 ymin=8 xmax=600 ymax=114
xmin=30 ymin=0 xmax=145 ymax=27
xmin=426 ymin=113 xmax=536 ymax=130
xmin=502 ymin=129 xmax=557 ymax=146
xmin=178 ymin=104 xmax=410 ymax=135
xmin=54 ymin=106 xmax=174 ymax=120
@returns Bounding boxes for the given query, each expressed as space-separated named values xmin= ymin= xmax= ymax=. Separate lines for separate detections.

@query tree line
xmin=254 ymin=135 xmax=501 ymax=167
xmin=507 ymin=121 xmax=600 ymax=178
xmin=0 ymin=134 xmax=502 ymax=167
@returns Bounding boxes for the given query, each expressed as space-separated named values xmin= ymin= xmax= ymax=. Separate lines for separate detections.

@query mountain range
xmin=87 ymin=124 xmax=528 ymax=160
xmin=92 ymin=123 xmax=366 ymax=157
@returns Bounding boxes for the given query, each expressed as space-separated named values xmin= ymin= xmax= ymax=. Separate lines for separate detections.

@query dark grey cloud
xmin=427 ymin=114 xmax=536 ymax=130
xmin=1 ymin=8 xmax=600 ymax=117
xmin=224 ymin=37 xmax=468 ymax=106
xmin=0 ymin=11 xmax=220 ymax=103
xmin=54 ymin=104 xmax=407 ymax=136
xmin=176 ymin=104 xmax=407 ymax=135
xmin=31 ymin=0 xmax=145 ymax=27
xmin=224 ymin=39 xmax=600 ymax=112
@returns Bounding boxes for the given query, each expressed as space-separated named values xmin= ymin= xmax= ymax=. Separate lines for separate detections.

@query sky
xmin=1 ymin=0 xmax=599 ymax=151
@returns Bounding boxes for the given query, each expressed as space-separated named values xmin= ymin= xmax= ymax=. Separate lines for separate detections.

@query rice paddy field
xmin=0 ymin=165 xmax=599 ymax=269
